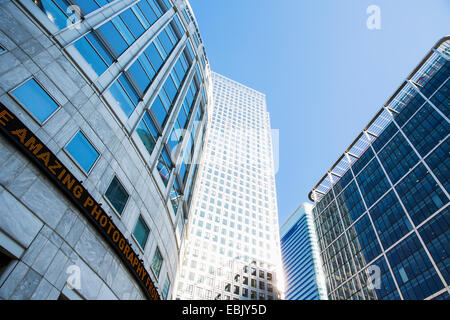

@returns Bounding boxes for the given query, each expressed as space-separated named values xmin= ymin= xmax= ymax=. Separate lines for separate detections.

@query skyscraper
xmin=173 ymin=72 xmax=282 ymax=300
xmin=280 ymin=202 xmax=327 ymax=300
xmin=309 ymin=36 xmax=450 ymax=300
xmin=0 ymin=0 xmax=210 ymax=300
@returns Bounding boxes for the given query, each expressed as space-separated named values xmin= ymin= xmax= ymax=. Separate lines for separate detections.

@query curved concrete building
xmin=0 ymin=0 xmax=211 ymax=300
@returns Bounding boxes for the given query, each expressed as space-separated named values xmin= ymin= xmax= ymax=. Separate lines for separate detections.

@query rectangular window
xmin=133 ymin=215 xmax=150 ymax=249
xmin=108 ymin=74 xmax=139 ymax=117
xmin=136 ymin=112 xmax=158 ymax=154
xmin=65 ymin=131 xmax=99 ymax=173
xmin=0 ymin=251 xmax=13 ymax=278
xmin=151 ymin=247 xmax=163 ymax=278
xmin=105 ymin=176 xmax=129 ymax=215
xmin=157 ymin=147 xmax=173 ymax=186
xmin=10 ymin=78 xmax=59 ymax=123
xmin=162 ymin=276 xmax=171 ymax=299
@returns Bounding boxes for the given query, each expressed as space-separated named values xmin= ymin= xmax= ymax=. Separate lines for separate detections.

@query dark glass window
xmin=420 ymin=58 xmax=449 ymax=98
xmin=386 ymin=233 xmax=444 ymax=300
xmin=426 ymin=139 xmax=450 ymax=194
xmin=356 ymin=158 xmax=390 ymax=208
xmin=65 ymin=131 xmax=99 ymax=173
xmin=11 ymin=78 xmax=60 ymax=123
xmin=403 ymin=103 xmax=449 ymax=158
xmin=333 ymin=169 xmax=354 ymax=195
xmin=336 ymin=181 xmax=365 ymax=228
xmin=369 ymin=191 xmax=413 ymax=249
xmin=151 ymin=247 xmax=163 ymax=278
xmin=418 ymin=208 xmax=450 ymax=283
xmin=430 ymin=78 xmax=450 ymax=116
xmin=395 ymin=164 xmax=448 ymax=226
xmin=378 ymin=133 xmax=419 ymax=184
xmin=372 ymin=122 xmax=399 ymax=152
xmin=133 ymin=215 xmax=150 ymax=249
xmin=359 ymin=256 xmax=401 ymax=300
xmin=394 ymin=93 xmax=425 ymax=128
xmin=352 ymin=147 xmax=374 ymax=176
xmin=347 ymin=214 xmax=382 ymax=269
xmin=105 ymin=176 xmax=129 ymax=215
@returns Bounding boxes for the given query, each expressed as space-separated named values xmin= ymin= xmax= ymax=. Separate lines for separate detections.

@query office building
xmin=280 ymin=202 xmax=327 ymax=300
xmin=309 ymin=36 xmax=450 ymax=300
xmin=0 ymin=0 xmax=210 ymax=300
xmin=173 ymin=72 xmax=282 ymax=300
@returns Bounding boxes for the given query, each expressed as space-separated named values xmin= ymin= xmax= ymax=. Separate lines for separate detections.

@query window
xmin=0 ymin=44 xmax=5 ymax=54
xmin=233 ymin=285 xmax=240 ymax=295
xmin=105 ymin=176 xmax=129 ymax=215
xmin=65 ymin=131 xmax=99 ymax=173
xmin=151 ymin=246 xmax=163 ymax=278
xmin=133 ymin=215 xmax=150 ymax=249
xmin=0 ymin=250 xmax=13 ymax=277
xmin=109 ymin=74 xmax=139 ymax=117
xmin=136 ymin=112 xmax=159 ymax=154
xmin=162 ymin=276 xmax=171 ymax=299
xmin=157 ymin=147 xmax=173 ymax=186
xmin=10 ymin=78 xmax=59 ymax=123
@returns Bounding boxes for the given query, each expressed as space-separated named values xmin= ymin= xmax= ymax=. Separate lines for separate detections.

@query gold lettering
xmin=48 ymin=159 xmax=62 ymax=175
xmin=24 ymin=136 xmax=42 ymax=155
xmin=11 ymin=128 xmax=27 ymax=143
xmin=73 ymin=184 xmax=83 ymax=199
xmin=83 ymin=196 xmax=94 ymax=208
xmin=57 ymin=168 xmax=66 ymax=180
xmin=112 ymin=230 xmax=120 ymax=243
xmin=0 ymin=109 xmax=14 ymax=126
xmin=91 ymin=205 xmax=102 ymax=220
xmin=133 ymin=256 xmax=139 ymax=268
xmin=123 ymin=244 xmax=130 ymax=257
xmin=140 ymin=268 xmax=147 ymax=282
xmin=62 ymin=173 xmax=75 ymax=190
xmin=119 ymin=238 xmax=125 ymax=250
xmin=127 ymin=251 xmax=134 ymax=265
xmin=99 ymin=214 xmax=108 ymax=228
xmin=107 ymin=221 xmax=116 ymax=235
xmin=36 ymin=151 xmax=50 ymax=167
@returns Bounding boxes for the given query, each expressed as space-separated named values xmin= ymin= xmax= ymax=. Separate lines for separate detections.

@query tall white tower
xmin=174 ymin=72 xmax=282 ymax=300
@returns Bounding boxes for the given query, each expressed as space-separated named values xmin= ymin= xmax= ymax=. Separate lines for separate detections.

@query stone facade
xmin=0 ymin=0 xmax=211 ymax=300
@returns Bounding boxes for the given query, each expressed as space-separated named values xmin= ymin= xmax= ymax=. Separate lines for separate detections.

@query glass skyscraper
xmin=309 ymin=37 xmax=450 ymax=300
xmin=280 ymin=203 xmax=327 ymax=300
xmin=0 ymin=0 xmax=210 ymax=300
xmin=173 ymin=72 xmax=282 ymax=300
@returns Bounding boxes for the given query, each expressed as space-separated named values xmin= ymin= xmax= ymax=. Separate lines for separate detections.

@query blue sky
xmin=188 ymin=0 xmax=450 ymax=225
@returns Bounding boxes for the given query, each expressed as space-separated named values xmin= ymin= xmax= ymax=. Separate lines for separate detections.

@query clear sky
xmin=188 ymin=0 xmax=450 ymax=225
